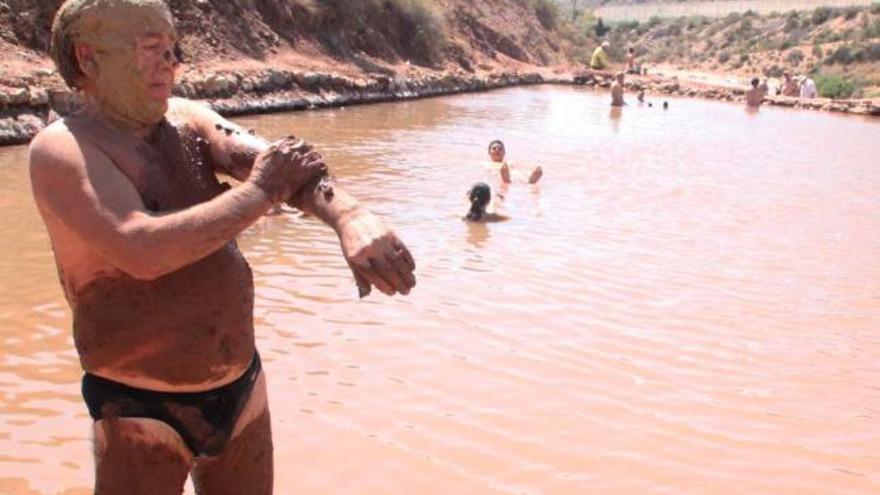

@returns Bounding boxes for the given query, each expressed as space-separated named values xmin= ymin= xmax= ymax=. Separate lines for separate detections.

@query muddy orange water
xmin=1 ymin=86 xmax=879 ymax=494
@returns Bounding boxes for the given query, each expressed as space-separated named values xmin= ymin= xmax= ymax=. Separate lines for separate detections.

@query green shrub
xmin=615 ymin=20 xmax=640 ymax=32
xmin=843 ymin=7 xmax=860 ymax=21
xmin=826 ymin=45 xmax=855 ymax=64
xmin=594 ymin=17 xmax=609 ymax=37
xmin=863 ymin=20 xmax=880 ymax=39
xmin=786 ymin=49 xmax=805 ymax=65
xmin=865 ymin=43 xmax=880 ymax=62
xmin=647 ymin=16 xmax=662 ymax=29
xmin=815 ymin=74 xmax=855 ymax=98
xmin=764 ymin=65 xmax=784 ymax=78
xmin=784 ymin=13 xmax=800 ymax=32
xmin=718 ymin=50 xmax=731 ymax=63
xmin=872 ymin=3 xmax=880 ymax=15
xmin=812 ymin=44 xmax=824 ymax=58
xmin=723 ymin=12 xmax=742 ymax=26
xmin=812 ymin=7 xmax=833 ymax=26
xmin=739 ymin=53 xmax=750 ymax=63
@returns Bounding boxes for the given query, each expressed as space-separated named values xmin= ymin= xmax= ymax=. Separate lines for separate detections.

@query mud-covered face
xmin=74 ymin=2 xmax=177 ymax=129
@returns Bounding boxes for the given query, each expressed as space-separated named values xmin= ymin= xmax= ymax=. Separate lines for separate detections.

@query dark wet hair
xmin=751 ymin=78 xmax=759 ymax=87
xmin=488 ymin=140 xmax=505 ymax=153
xmin=663 ymin=101 xmax=669 ymax=109
xmin=466 ymin=182 xmax=491 ymax=221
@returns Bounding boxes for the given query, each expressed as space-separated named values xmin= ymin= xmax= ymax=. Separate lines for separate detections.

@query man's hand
xmin=248 ymin=136 xmax=327 ymax=204
xmin=337 ymin=211 xmax=416 ymax=298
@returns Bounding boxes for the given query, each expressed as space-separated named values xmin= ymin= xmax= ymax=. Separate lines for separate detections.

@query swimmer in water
xmin=486 ymin=140 xmax=543 ymax=185
xmin=464 ymin=182 xmax=508 ymax=223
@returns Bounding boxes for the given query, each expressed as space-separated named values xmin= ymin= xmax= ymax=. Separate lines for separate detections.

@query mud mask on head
xmin=72 ymin=1 xmax=176 ymax=130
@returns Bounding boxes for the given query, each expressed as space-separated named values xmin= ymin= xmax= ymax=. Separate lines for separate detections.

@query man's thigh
xmin=192 ymin=373 xmax=274 ymax=495
xmin=93 ymin=417 xmax=193 ymax=495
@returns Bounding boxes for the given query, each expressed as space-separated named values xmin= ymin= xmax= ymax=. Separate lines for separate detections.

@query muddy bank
xmin=0 ymin=69 xmax=565 ymax=146
xmin=573 ymin=71 xmax=880 ymax=117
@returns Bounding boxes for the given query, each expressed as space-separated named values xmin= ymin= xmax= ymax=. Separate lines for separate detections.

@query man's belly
xmin=70 ymin=244 xmax=257 ymax=390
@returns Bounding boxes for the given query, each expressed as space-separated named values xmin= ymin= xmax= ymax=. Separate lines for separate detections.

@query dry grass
xmin=595 ymin=0 xmax=877 ymax=22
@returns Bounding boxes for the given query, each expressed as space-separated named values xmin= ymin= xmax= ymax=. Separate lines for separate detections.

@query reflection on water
xmin=2 ymin=86 xmax=880 ymax=494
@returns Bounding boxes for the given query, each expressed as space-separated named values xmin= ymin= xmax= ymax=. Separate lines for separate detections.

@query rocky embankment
xmin=3 ymin=67 xmax=879 ymax=146
xmin=574 ymin=71 xmax=880 ymax=116
xmin=0 ymin=69 xmax=568 ymax=146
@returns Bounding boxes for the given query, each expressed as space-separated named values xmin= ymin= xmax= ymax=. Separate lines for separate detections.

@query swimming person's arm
xmin=179 ymin=97 xmax=416 ymax=298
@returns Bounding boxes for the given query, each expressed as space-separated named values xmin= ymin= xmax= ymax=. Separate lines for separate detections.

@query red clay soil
xmin=0 ymin=0 xmax=578 ymax=92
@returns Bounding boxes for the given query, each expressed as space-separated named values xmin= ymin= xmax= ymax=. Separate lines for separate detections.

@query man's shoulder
xmin=30 ymin=118 xmax=82 ymax=165
xmin=167 ymin=97 xmax=215 ymax=125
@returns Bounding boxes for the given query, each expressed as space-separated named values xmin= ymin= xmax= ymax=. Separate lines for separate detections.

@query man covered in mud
xmin=28 ymin=1 xmax=416 ymax=493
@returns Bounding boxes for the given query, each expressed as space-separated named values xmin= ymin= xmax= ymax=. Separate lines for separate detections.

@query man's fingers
xmin=392 ymin=241 xmax=416 ymax=271
xmin=352 ymin=259 xmax=396 ymax=296
xmin=386 ymin=253 xmax=416 ymax=292
xmin=369 ymin=256 xmax=408 ymax=295
xmin=351 ymin=268 xmax=372 ymax=299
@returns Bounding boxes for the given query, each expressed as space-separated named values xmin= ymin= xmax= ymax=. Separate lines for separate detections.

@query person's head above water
xmin=466 ymin=182 xmax=491 ymax=221
xmin=488 ymin=139 xmax=506 ymax=162
xmin=51 ymin=0 xmax=178 ymax=131
xmin=616 ymin=71 xmax=625 ymax=83
xmin=751 ymin=77 xmax=759 ymax=88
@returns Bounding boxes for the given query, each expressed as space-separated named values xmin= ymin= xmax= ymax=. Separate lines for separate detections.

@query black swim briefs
xmin=81 ymin=352 xmax=261 ymax=457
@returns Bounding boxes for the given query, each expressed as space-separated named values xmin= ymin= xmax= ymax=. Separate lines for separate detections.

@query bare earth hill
xmin=0 ymin=0 xmax=572 ymax=85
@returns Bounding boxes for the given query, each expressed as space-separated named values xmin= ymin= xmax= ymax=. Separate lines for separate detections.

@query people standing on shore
xmin=799 ymin=75 xmax=818 ymax=99
xmin=486 ymin=140 xmax=543 ymax=185
xmin=746 ymin=78 xmax=765 ymax=107
xmin=611 ymin=72 xmax=626 ymax=107
xmin=591 ymin=41 xmax=611 ymax=70
xmin=28 ymin=1 xmax=416 ymax=493
xmin=780 ymin=72 xmax=800 ymax=97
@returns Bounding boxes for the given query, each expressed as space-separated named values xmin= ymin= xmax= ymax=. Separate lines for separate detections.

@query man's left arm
xmin=177 ymin=98 xmax=416 ymax=298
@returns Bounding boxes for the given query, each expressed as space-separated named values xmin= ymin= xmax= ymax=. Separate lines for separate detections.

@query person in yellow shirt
xmin=591 ymin=41 xmax=611 ymax=70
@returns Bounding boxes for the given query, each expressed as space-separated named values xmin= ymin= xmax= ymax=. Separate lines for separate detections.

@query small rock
xmin=29 ymin=87 xmax=49 ymax=106
xmin=7 ymin=87 xmax=29 ymax=105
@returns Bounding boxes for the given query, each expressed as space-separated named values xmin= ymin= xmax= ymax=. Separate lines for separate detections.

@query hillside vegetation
xmin=0 ymin=0 xmax=578 ymax=86
xmin=584 ymin=3 xmax=880 ymax=97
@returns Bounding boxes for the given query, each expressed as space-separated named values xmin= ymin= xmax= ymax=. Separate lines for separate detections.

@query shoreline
xmin=1 ymin=67 xmax=878 ymax=147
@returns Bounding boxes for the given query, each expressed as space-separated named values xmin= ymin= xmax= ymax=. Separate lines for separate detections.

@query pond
xmin=1 ymin=86 xmax=879 ymax=494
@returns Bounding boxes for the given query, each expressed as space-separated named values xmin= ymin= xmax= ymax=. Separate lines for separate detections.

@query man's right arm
xmin=29 ymin=126 xmax=291 ymax=281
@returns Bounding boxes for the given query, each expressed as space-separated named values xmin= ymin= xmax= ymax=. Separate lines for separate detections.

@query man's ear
xmin=74 ymin=43 xmax=98 ymax=80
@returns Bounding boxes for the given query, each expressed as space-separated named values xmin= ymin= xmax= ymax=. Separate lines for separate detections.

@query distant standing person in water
xmin=591 ymin=41 xmax=611 ymax=70
xmin=746 ymin=78 xmax=764 ymax=107
xmin=611 ymin=72 xmax=626 ymax=107
xmin=626 ymin=47 xmax=640 ymax=74
xmin=464 ymin=182 xmax=508 ymax=223
xmin=487 ymin=140 xmax=543 ymax=185
xmin=28 ymin=1 xmax=415 ymax=493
